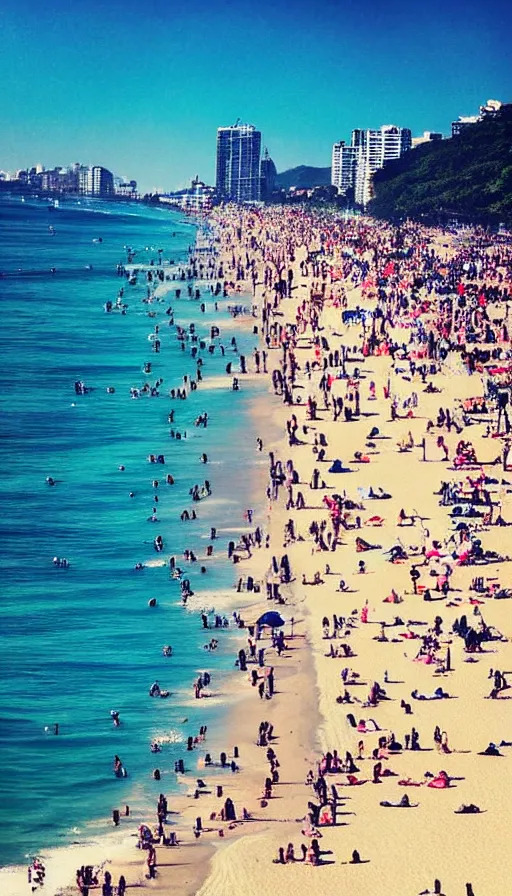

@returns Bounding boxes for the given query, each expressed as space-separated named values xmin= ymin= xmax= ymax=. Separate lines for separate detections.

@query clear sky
xmin=1 ymin=0 xmax=510 ymax=192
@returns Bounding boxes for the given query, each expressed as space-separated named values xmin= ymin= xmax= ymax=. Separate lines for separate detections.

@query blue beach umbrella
xmin=257 ymin=611 xmax=285 ymax=628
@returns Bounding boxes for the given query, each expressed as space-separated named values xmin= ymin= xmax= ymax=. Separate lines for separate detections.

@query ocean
xmin=0 ymin=196 xmax=264 ymax=879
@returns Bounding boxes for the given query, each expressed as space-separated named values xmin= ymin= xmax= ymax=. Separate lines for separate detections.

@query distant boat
xmin=48 ymin=199 xmax=60 ymax=211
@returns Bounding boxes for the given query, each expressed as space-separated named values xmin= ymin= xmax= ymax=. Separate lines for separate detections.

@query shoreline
xmin=0 ymin=215 xmax=279 ymax=895
xmin=6 ymin=205 xmax=512 ymax=896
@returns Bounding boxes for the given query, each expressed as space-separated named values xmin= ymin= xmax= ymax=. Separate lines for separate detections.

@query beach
xmin=3 ymin=200 xmax=512 ymax=896
xmin=192 ymin=210 xmax=512 ymax=896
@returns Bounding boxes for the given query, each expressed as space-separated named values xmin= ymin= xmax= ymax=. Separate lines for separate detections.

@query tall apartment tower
xmin=331 ymin=140 xmax=358 ymax=195
xmin=216 ymin=123 xmax=262 ymax=202
xmin=353 ymin=125 xmax=411 ymax=206
xmin=260 ymin=147 xmax=277 ymax=200
xmin=78 ymin=165 xmax=114 ymax=197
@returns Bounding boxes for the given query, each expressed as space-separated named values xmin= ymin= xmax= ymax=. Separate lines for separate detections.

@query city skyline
xmin=1 ymin=0 xmax=511 ymax=194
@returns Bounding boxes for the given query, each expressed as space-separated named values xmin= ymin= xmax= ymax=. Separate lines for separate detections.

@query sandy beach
xmin=191 ymin=209 xmax=512 ymax=896
xmin=16 ymin=207 xmax=512 ymax=896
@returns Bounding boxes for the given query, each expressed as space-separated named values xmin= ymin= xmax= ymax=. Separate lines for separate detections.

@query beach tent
xmin=257 ymin=611 xmax=285 ymax=628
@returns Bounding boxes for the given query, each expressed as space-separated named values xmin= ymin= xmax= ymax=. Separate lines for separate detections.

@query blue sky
xmin=1 ymin=0 xmax=510 ymax=192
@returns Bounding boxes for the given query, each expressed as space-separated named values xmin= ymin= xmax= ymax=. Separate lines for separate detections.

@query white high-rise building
xmin=352 ymin=125 xmax=412 ymax=206
xmin=331 ymin=141 xmax=358 ymax=195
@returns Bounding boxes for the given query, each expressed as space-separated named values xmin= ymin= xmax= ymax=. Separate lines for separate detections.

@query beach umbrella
xmin=257 ymin=611 xmax=285 ymax=628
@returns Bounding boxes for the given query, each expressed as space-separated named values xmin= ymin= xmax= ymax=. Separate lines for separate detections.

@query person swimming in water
xmin=53 ymin=557 xmax=70 ymax=568
xmin=114 ymin=755 xmax=127 ymax=777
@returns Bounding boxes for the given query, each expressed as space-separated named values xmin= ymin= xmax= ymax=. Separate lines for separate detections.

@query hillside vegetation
xmin=369 ymin=107 xmax=512 ymax=225
xmin=275 ymin=165 xmax=331 ymax=189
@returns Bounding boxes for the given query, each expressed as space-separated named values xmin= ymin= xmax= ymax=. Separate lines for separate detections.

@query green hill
xmin=275 ymin=165 xmax=331 ymax=189
xmin=369 ymin=106 xmax=512 ymax=226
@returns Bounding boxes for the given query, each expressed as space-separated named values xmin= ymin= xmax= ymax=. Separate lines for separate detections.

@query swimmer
xmin=44 ymin=723 xmax=59 ymax=735
xmin=52 ymin=557 xmax=70 ymax=568
xmin=114 ymin=755 xmax=127 ymax=777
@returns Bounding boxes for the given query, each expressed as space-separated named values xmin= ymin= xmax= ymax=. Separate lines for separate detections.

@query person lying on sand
xmin=380 ymin=794 xmax=418 ymax=807
xmin=412 ymin=686 xmax=450 ymax=700
xmin=478 ymin=742 xmax=504 ymax=756
xmin=302 ymin=571 xmax=324 ymax=585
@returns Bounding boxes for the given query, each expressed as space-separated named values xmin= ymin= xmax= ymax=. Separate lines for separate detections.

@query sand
xmin=191 ymin=212 xmax=512 ymax=896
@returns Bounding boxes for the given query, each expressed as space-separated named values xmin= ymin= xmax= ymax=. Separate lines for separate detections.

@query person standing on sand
xmin=146 ymin=844 xmax=157 ymax=878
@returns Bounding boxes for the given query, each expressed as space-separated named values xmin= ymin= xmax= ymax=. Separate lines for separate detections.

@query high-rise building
xmin=40 ymin=166 xmax=78 ymax=193
xmin=216 ymin=123 xmax=261 ymax=202
xmin=352 ymin=125 xmax=411 ymax=206
xmin=78 ymin=166 xmax=90 ymax=195
xmin=91 ymin=166 xmax=114 ymax=196
xmin=331 ymin=140 xmax=358 ymax=195
xmin=78 ymin=166 xmax=114 ymax=196
xmin=260 ymin=147 xmax=277 ymax=200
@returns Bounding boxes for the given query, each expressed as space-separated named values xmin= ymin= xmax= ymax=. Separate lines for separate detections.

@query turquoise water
xmin=0 ymin=197 xmax=262 ymax=869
